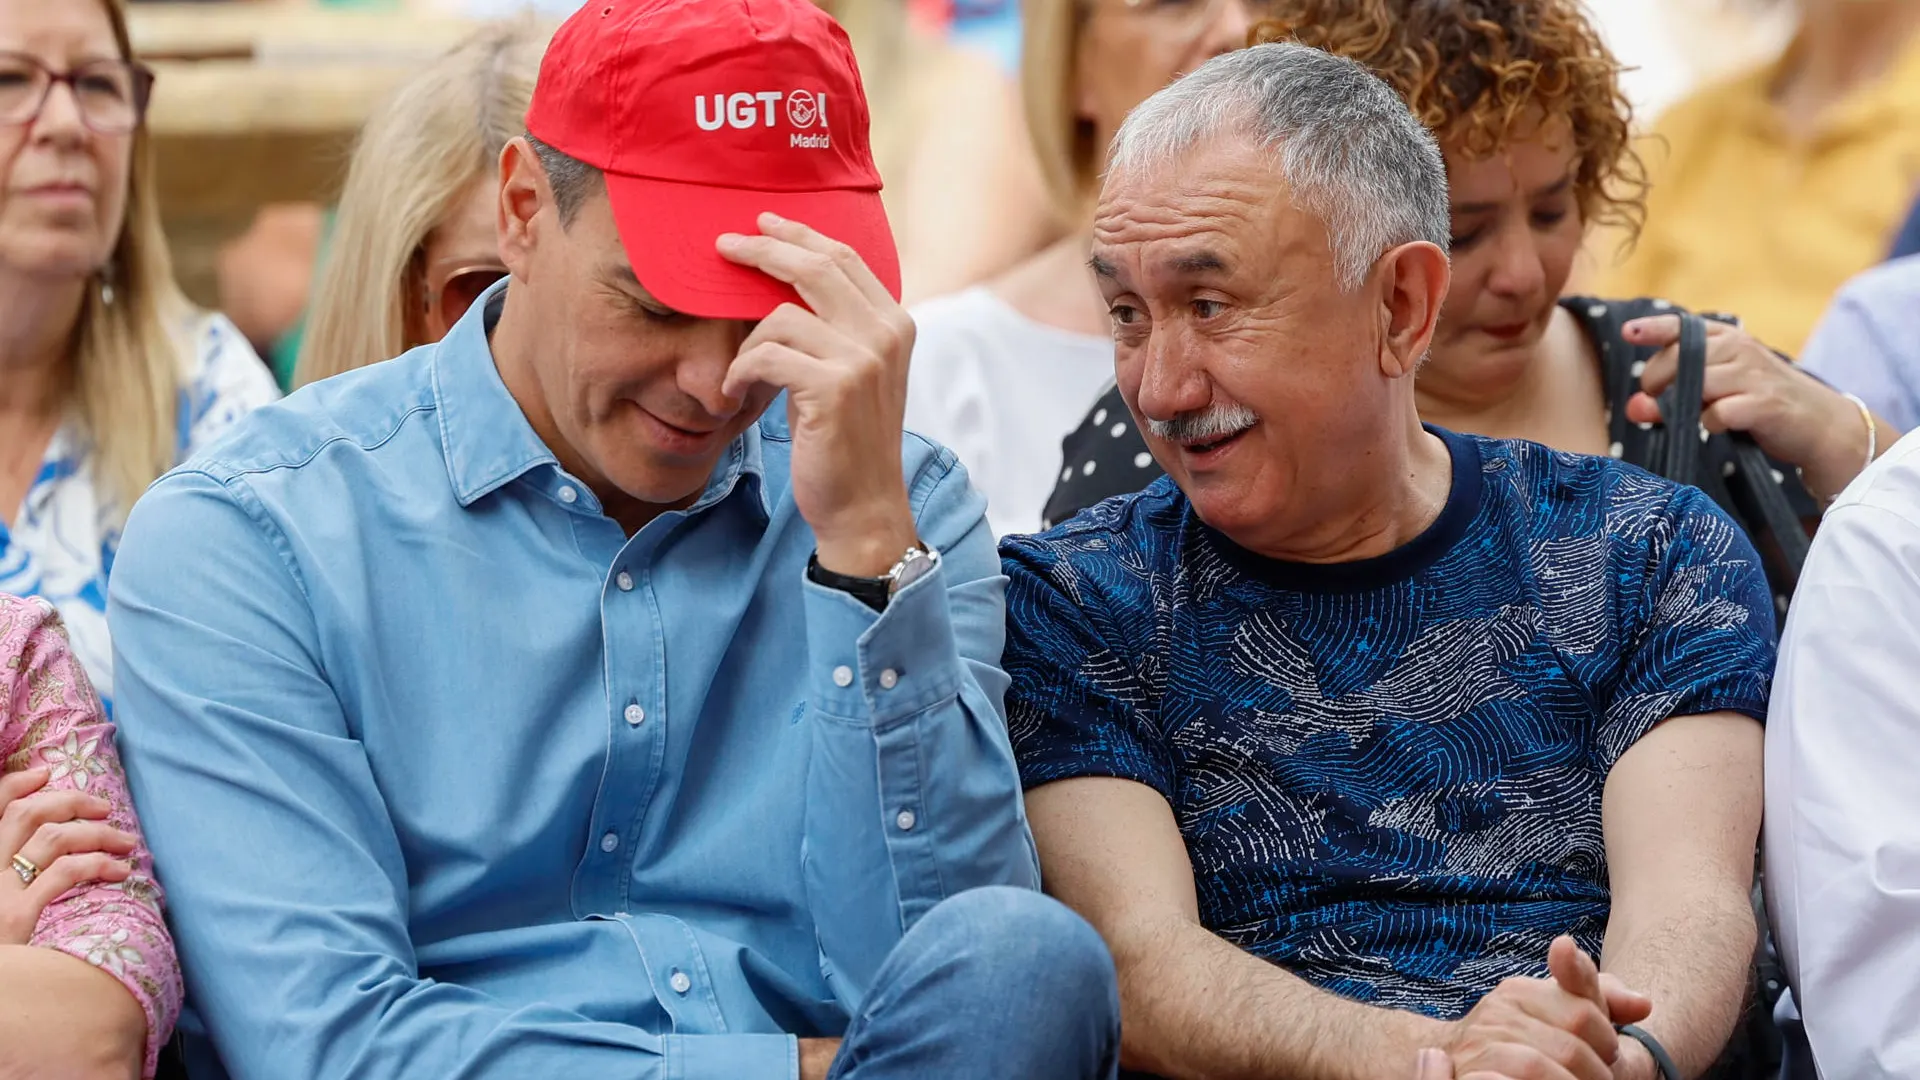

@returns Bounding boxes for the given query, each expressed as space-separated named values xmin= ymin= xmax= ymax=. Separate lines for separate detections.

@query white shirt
xmin=906 ymin=287 xmax=1114 ymax=537
xmin=1765 ymin=424 xmax=1920 ymax=1078
xmin=0 ymin=312 xmax=278 ymax=712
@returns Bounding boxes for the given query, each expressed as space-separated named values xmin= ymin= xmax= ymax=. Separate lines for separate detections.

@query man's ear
xmin=498 ymin=137 xmax=547 ymax=282
xmin=1377 ymin=240 xmax=1451 ymax=380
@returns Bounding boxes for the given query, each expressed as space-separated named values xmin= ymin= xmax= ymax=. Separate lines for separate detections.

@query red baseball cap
xmin=526 ymin=0 xmax=899 ymax=320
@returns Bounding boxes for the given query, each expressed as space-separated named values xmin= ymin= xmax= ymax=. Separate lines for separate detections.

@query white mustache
xmin=1148 ymin=402 xmax=1259 ymax=443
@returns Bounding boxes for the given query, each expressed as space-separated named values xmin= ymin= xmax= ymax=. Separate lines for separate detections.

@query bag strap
xmin=1656 ymin=313 xmax=1710 ymax=487
xmin=1657 ymin=312 xmax=1810 ymax=592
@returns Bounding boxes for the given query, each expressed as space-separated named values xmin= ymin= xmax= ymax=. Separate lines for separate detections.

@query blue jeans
xmin=828 ymin=886 xmax=1122 ymax=1080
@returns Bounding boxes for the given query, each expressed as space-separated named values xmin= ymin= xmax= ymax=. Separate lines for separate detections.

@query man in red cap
xmin=104 ymin=1 xmax=1121 ymax=1078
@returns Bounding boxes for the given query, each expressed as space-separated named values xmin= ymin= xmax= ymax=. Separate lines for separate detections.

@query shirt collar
xmin=432 ymin=279 xmax=775 ymax=522
xmin=686 ymin=407 xmax=774 ymax=524
xmin=432 ymin=280 xmax=561 ymax=507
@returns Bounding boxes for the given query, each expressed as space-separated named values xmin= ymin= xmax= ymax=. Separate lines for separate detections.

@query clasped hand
xmin=717 ymin=213 xmax=921 ymax=579
xmin=1 ymin=766 xmax=136 ymax=944
xmin=1416 ymin=936 xmax=1655 ymax=1080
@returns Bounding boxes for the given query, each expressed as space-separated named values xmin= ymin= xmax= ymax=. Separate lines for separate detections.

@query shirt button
xmin=669 ymin=970 xmax=692 ymax=994
xmin=832 ymin=665 xmax=854 ymax=688
xmin=599 ymin=832 xmax=619 ymax=853
xmin=616 ymin=571 xmax=634 ymax=592
xmin=624 ymin=704 xmax=646 ymax=726
xmin=558 ymin=485 xmax=578 ymax=504
xmin=879 ymin=669 xmax=899 ymax=690
xmin=895 ymin=809 xmax=916 ymax=831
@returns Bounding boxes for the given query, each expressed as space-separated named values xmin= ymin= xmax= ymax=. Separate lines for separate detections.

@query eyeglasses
xmin=1108 ymin=0 xmax=1288 ymax=40
xmin=0 ymin=52 xmax=155 ymax=135
xmin=422 ymin=263 xmax=508 ymax=343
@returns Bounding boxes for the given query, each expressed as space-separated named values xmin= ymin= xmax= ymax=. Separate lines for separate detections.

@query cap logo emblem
xmin=786 ymin=90 xmax=821 ymax=129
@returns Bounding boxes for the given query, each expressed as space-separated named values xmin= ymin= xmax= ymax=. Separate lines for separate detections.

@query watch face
xmin=890 ymin=546 xmax=941 ymax=595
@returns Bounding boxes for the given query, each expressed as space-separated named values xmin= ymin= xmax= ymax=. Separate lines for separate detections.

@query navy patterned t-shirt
xmin=1003 ymin=428 xmax=1775 ymax=1019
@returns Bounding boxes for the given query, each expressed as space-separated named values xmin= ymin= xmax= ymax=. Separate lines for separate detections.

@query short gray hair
xmin=1107 ymin=43 xmax=1450 ymax=291
xmin=525 ymin=133 xmax=604 ymax=227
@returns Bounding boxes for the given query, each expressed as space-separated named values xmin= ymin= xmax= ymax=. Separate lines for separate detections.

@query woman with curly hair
xmin=1044 ymin=0 xmax=1894 ymax=604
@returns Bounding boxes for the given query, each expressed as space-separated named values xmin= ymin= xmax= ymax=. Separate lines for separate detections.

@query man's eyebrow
xmin=1453 ymin=174 xmax=1575 ymax=215
xmin=611 ymin=263 xmax=642 ymax=286
xmin=1170 ymin=251 xmax=1228 ymax=275
xmin=1088 ymin=255 xmax=1118 ymax=280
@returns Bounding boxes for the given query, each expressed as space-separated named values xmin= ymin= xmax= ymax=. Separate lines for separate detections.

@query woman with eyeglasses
xmin=0 ymin=0 xmax=276 ymax=711
xmin=905 ymin=0 xmax=1280 ymax=537
xmin=0 ymin=5 xmax=218 ymax=1077
xmin=294 ymin=20 xmax=548 ymax=387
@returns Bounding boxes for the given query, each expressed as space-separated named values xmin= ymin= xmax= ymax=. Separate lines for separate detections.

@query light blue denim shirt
xmin=107 ymin=285 xmax=1039 ymax=1080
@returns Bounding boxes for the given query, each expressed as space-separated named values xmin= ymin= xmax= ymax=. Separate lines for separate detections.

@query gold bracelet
xmin=1843 ymin=391 xmax=1877 ymax=473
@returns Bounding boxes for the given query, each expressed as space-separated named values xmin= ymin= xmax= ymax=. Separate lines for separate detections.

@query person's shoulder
xmin=1001 ymin=477 xmax=1189 ymax=571
xmin=1831 ymin=254 xmax=1920 ymax=312
xmin=1475 ymin=433 xmax=1703 ymax=533
xmin=0 ymin=593 xmax=64 ymax=650
xmin=178 ymin=311 xmax=281 ymax=456
xmin=170 ymin=346 xmax=440 ymax=489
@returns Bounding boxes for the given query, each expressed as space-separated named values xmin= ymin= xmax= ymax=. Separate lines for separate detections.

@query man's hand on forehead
xmin=716 ymin=213 xmax=920 ymax=579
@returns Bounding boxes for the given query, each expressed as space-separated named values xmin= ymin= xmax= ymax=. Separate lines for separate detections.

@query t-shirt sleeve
xmin=1000 ymin=532 xmax=1175 ymax=799
xmin=1601 ymin=485 xmax=1777 ymax=766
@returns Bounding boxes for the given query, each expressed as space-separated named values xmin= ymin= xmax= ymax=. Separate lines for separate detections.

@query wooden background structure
xmin=131 ymin=3 xmax=478 ymax=306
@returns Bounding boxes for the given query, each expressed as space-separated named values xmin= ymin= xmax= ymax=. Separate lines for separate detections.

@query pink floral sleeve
xmin=1 ymin=594 xmax=182 ymax=1079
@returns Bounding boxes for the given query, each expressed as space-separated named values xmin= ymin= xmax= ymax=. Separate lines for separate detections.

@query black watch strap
xmin=806 ymin=552 xmax=891 ymax=613
xmin=1617 ymin=1025 xmax=1680 ymax=1080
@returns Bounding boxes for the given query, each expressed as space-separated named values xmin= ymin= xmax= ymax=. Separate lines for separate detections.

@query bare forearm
xmin=0 ymin=946 xmax=144 ymax=1080
xmin=1113 ymin=918 xmax=1441 ymax=1080
xmin=1601 ymin=886 xmax=1756 ymax=1078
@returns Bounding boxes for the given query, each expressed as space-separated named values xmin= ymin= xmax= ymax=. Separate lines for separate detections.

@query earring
xmin=98 ymin=262 xmax=118 ymax=307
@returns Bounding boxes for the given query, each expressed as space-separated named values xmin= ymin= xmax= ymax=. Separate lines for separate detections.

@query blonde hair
xmin=77 ymin=0 xmax=190 ymax=514
xmin=1021 ymin=0 xmax=1096 ymax=225
xmin=296 ymin=19 xmax=548 ymax=387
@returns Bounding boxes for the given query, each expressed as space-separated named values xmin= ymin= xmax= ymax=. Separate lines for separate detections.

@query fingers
xmin=16 ymin=820 xmax=137 ymax=875
xmin=716 ymin=212 xmax=894 ymax=324
xmin=24 ymin=850 xmax=132 ymax=908
xmin=721 ymin=303 xmax=867 ymax=399
xmin=1491 ymin=975 xmax=1619 ymax=1065
xmin=1597 ymin=973 xmax=1654 ymax=1025
xmin=1417 ymin=1048 xmax=1454 ymax=1080
xmin=723 ymin=339 xmax=828 ymax=405
xmin=0 ymin=789 xmax=112 ymax=868
xmin=1547 ymin=936 xmax=1601 ymax=1009
xmin=1620 ymin=314 xmax=1683 ymax=348
xmin=0 ymin=767 xmax=50 ymax=806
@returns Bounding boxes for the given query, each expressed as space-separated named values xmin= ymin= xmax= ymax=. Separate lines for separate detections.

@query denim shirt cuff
xmin=664 ymin=1032 xmax=798 ymax=1080
xmin=802 ymin=561 xmax=962 ymax=725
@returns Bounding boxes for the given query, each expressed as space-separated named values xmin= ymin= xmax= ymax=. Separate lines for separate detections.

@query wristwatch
xmin=806 ymin=543 xmax=941 ymax=613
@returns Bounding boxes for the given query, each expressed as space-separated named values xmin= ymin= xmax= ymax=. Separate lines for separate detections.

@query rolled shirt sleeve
xmin=800 ymin=442 xmax=1040 ymax=1011
xmin=3 ymin=595 xmax=182 ymax=1080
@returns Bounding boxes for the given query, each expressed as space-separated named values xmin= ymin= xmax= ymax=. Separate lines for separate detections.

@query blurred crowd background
xmin=131 ymin=0 xmax=1852 ymax=392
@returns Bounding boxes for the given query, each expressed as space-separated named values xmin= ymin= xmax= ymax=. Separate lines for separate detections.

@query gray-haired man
xmin=1003 ymin=43 xmax=1774 ymax=1080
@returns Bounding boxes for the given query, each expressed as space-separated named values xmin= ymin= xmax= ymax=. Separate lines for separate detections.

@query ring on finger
xmin=9 ymin=852 xmax=38 ymax=887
